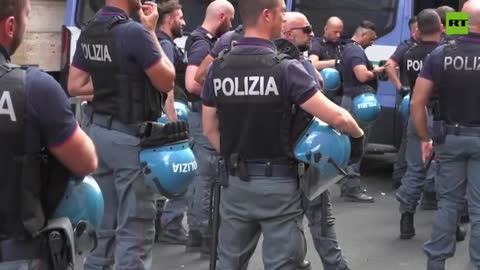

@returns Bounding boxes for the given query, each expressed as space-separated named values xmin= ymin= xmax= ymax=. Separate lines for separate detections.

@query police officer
xmin=282 ymin=11 xmax=351 ymax=270
xmin=194 ymin=24 xmax=244 ymax=85
xmin=308 ymin=16 xmax=346 ymax=105
xmin=395 ymin=9 xmax=443 ymax=240
xmin=0 ymin=0 xmax=98 ymax=268
xmin=68 ymin=1 xmax=176 ymax=269
xmin=338 ymin=20 xmax=382 ymax=203
xmin=436 ymin=5 xmax=456 ymax=44
xmin=183 ymin=0 xmax=235 ymax=256
xmin=386 ymin=16 xmax=419 ymax=190
xmin=201 ymin=0 xmax=366 ymax=268
xmin=155 ymin=0 xmax=189 ymax=245
xmin=411 ymin=1 xmax=480 ymax=269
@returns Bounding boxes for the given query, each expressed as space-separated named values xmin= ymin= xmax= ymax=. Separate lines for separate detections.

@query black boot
xmin=342 ymin=186 xmax=374 ymax=203
xmin=400 ymin=212 xmax=415 ymax=239
xmin=456 ymin=224 xmax=467 ymax=242
xmin=296 ymin=259 xmax=311 ymax=270
xmin=420 ymin=192 xmax=438 ymax=210
xmin=185 ymin=230 xmax=203 ymax=252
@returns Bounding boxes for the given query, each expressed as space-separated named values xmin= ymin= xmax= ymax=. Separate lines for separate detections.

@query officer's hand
xmin=349 ymin=134 xmax=365 ymax=164
xmin=398 ymin=86 xmax=411 ymax=97
xmin=373 ymin=66 xmax=386 ymax=73
xmin=421 ymin=139 xmax=433 ymax=163
xmin=138 ymin=1 xmax=159 ymax=32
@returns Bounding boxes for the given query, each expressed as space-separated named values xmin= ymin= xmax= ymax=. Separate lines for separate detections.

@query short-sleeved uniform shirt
xmin=209 ymin=29 xmax=243 ymax=58
xmin=201 ymin=37 xmax=317 ymax=107
xmin=0 ymin=46 xmax=78 ymax=152
xmin=341 ymin=42 xmax=370 ymax=88
xmin=186 ymin=26 xmax=217 ymax=66
xmin=308 ymin=37 xmax=343 ymax=60
xmin=390 ymin=38 xmax=417 ymax=65
xmin=420 ymin=33 xmax=480 ymax=83
xmin=72 ymin=6 xmax=161 ymax=79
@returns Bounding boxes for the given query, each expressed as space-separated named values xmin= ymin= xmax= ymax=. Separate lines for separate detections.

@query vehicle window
xmin=293 ymin=0 xmax=398 ymax=39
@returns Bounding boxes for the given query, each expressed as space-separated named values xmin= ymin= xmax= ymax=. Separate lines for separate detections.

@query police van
xmin=61 ymin=0 xmax=465 ymax=153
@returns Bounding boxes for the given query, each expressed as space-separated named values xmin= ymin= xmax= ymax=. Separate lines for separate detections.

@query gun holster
xmin=46 ymin=230 xmax=70 ymax=270
xmin=229 ymin=153 xmax=249 ymax=181
xmin=433 ymin=120 xmax=447 ymax=145
xmin=217 ymin=158 xmax=229 ymax=187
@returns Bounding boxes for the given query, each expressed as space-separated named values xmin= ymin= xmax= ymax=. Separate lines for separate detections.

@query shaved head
xmin=282 ymin=11 xmax=314 ymax=52
xmin=323 ymin=16 xmax=343 ymax=42
xmin=206 ymin=0 xmax=234 ymax=20
xmin=463 ymin=0 xmax=480 ymax=32
xmin=283 ymin=12 xmax=307 ymax=30
xmin=204 ymin=0 xmax=235 ymax=37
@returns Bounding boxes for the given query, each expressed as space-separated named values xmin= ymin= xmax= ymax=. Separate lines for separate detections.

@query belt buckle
xmin=265 ymin=162 xmax=273 ymax=177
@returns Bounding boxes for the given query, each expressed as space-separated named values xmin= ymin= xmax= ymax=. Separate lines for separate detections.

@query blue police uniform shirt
xmin=201 ymin=37 xmax=318 ymax=107
xmin=342 ymin=42 xmax=368 ymax=87
xmin=72 ymin=6 xmax=161 ymax=75
xmin=390 ymin=37 xmax=416 ymax=63
xmin=0 ymin=46 xmax=78 ymax=150
xmin=420 ymin=32 xmax=480 ymax=82
xmin=209 ymin=30 xmax=242 ymax=58
xmin=157 ymin=30 xmax=176 ymax=63
xmin=26 ymin=68 xmax=79 ymax=149
xmin=300 ymin=58 xmax=321 ymax=88
xmin=187 ymin=26 xmax=216 ymax=66
xmin=308 ymin=37 xmax=339 ymax=59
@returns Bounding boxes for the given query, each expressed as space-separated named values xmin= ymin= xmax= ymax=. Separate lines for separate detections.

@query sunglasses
xmin=289 ymin=25 xmax=313 ymax=34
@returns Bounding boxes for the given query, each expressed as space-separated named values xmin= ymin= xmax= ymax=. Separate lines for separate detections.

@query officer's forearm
xmin=385 ymin=60 xmax=402 ymax=90
xmin=312 ymin=59 xmax=336 ymax=70
xmin=411 ymin=104 xmax=430 ymax=141
xmin=202 ymin=106 xmax=221 ymax=153
xmin=165 ymin=91 xmax=177 ymax=122
xmin=195 ymin=54 xmax=214 ymax=85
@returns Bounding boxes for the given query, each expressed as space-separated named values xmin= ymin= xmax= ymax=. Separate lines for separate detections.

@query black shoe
xmin=420 ymin=192 xmax=438 ymax=210
xmin=185 ymin=230 xmax=202 ymax=252
xmin=342 ymin=186 xmax=374 ymax=203
xmin=296 ymin=260 xmax=312 ymax=270
xmin=456 ymin=225 xmax=467 ymax=242
xmin=400 ymin=212 xmax=415 ymax=239
xmin=158 ymin=228 xmax=188 ymax=245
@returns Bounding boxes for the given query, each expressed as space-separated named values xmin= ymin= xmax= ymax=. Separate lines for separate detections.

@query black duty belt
xmin=0 ymin=237 xmax=49 ymax=262
xmin=91 ymin=113 xmax=141 ymax=136
xmin=230 ymin=162 xmax=296 ymax=178
xmin=446 ymin=124 xmax=480 ymax=137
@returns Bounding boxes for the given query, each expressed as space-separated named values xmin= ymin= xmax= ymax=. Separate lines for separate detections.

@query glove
xmin=349 ymin=134 xmax=365 ymax=164
xmin=140 ymin=120 xmax=190 ymax=148
xmin=398 ymin=86 xmax=411 ymax=97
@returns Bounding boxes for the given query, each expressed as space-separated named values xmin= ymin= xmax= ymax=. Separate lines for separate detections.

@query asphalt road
xmin=73 ymin=154 xmax=474 ymax=270
xmin=150 ymin=154 xmax=474 ymax=270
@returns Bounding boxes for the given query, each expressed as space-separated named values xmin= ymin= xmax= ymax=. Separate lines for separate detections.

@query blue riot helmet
xmin=140 ymin=140 xmax=197 ymax=198
xmin=352 ymin=92 xmax=381 ymax=123
xmin=400 ymin=94 xmax=410 ymax=120
xmin=52 ymin=176 xmax=104 ymax=229
xmin=320 ymin=68 xmax=341 ymax=91
xmin=157 ymin=101 xmax=190 ymax=124
xmin=294 ymin=117 xmax=351 ymax=188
